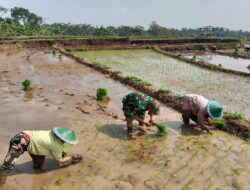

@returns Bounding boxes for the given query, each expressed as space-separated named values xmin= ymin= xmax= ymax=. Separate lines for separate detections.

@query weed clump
xmin=97 ymin=88 xmax=108 ymax=101
xmin=113 ymin=70 xmax=122 ymax=75
xmin=22 ymin=79 xmax=31 ymax=91
xmin=158 ymin=88 xmax=172 ymax=94
xmin=215 ymin=119 xmax=227 ymax=129
xmin=224 ymin=112 xmax=244 ymax=120
xmin=126 ymin=76 xmax=152 ymax=86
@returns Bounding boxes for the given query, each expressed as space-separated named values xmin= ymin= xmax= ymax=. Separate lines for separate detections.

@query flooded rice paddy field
xmin=183 ymin=52 xmax=250 ymax=73
xmin=75 ymin=49 xmax=250 ymax=119
xmin=0 ymin=49 xmax=249 ymax=190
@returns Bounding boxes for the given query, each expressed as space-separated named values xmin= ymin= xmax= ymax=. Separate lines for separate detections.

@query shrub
xmin=215 ymin=119 xmax=227 ymax=129
xmin=97 ymin=88 xmax=108 ymax=101
xmin=224 ymin=112 xmax=244 ymax=120
xmin=22 ymin=79 xmax=31 ymax=90
xmin=113 ymin=70 xmax=122 ymax=75
xmin=158 ymin=88 xmax=172 ymax=94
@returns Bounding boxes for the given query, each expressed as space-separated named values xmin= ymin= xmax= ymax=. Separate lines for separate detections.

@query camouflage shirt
xmin=122 ymin=92 xmax=153 ymax=119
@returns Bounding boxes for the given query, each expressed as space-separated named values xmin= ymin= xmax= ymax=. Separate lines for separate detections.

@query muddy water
xmin=0 ymin=50 xmax=249 ymax=190
xmin=184 ymin=52 xmax=250 ymax=73
xmin=75 ymin=49 xmax=250 ymax=119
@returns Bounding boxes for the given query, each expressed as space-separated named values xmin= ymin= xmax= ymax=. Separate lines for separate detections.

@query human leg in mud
xmin=182 ymin=111 xmax=191 ymax=125
xmin=0 ymin=132 xmax=30 ymax=186
xmin=29 ymin=154 xmax=45 ymax=169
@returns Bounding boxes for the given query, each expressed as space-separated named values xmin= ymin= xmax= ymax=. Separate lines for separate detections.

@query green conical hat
xmin=207 ymin=100 xmax=223 ymax=120
xmin=53 ymin=127 xmax=79 ymax=145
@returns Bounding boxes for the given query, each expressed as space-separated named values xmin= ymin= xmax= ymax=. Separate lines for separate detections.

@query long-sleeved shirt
xmin=23 ymin=130 xmax=71 ymax=163
xmin=182 ymin=94 xmax=209 ymax=128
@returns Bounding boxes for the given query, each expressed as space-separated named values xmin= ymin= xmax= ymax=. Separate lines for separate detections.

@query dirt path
xmin=0 ymin=49 xmax=249 ymax=190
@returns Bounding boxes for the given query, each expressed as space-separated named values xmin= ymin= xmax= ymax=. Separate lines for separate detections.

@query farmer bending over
xmin=182 ymin=94 xmax=223 ymax=133
xmin=122 ymin=92 xmax=160 ymax=133
xmin=0 ymin=128 xmax=82 ymax=186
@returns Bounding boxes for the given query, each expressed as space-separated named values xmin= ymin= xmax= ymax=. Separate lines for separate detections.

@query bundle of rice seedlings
xmin=96 ymin=88 xmax=108 ymax=101
xmin=154 ymin=123 xmax=168 ymax=135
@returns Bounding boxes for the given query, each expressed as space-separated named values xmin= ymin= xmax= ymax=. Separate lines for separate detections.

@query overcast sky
xmin=1 ymin=0 xmax=249 ymax=31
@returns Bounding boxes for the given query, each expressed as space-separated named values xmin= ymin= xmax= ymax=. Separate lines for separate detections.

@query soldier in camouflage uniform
xmin=122 ymin=92 xmax=160 ymax=133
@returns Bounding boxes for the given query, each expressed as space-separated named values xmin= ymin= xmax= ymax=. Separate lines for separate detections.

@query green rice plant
xmin=93 ymin=62 xmax=112 ymax=69
xmin=77 ymin=48 xmax=88 ymax=51
xmin=158 ymin=88 xmax=172 ymax=94
xmin=58 ymin=54 xmax=62 ymax=59
xmin=191 ymin=55 xmax=196 ymax=61
xmin=177 ymin=54 xmax=182 ymax=57
xmin=146 ymin=45 xmax=151 ymax=49
xmin=155 ymin=123 xmax=168 ymax=135
xmin=52 ymin=49 xmax=56 ymax=55
xmin=218 ymin=64 xmax=222 ymax=67
xmin=181 ymin=178 xmax=194 ymax=190
xmin=126 ymin=76 xmax=152 ymax=86
xmin=65 ymin=48 xmax=72 ymax=52
xmin=96 ymin=88 xmax=108 ymax=101
xmin=224 ymin=111 xmax=244 ymax=120
xmin=22 ymin=79 xmax=31 ymax=90
xmin=215 ymin=119 xmax=227 ymax=129
xmin=113 ymin=70 xmax=122 ymax=75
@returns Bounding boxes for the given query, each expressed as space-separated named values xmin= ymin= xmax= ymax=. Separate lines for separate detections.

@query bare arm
xmin=197 ymin=111 xmax=210 ymax=133
xmin=132 ymin=116 xmax=149 ymax=126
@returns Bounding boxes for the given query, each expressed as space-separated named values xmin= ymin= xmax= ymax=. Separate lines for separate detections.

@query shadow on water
xmin=98 ymin=124 xmax=128 ymax=141
xmin=98 ymin=121 xmax=204 ymax=141
xmin=8 ymin=158 xmax=72 ymax=176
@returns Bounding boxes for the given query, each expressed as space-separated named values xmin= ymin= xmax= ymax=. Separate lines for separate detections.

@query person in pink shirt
xmin=182 ymin=94 xmax=223 ymax=133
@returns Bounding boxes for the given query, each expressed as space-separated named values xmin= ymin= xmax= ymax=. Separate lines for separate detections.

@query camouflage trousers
xmin=0 ymin=132 xmax=30 ymax=173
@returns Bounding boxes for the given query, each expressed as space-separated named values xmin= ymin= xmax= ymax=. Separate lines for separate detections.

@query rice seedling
xmin=96 ymin=88 xmax=109 ymax=101
xmin=58 ymin=54 xmax=62 ymax=59
xmin=154 ymin=123 xmax=168 ymax=135
xmin=52 ymin=49 xmax=56 ymax=55
xmin=215 ymin=119 xmax=227 ymax=129
xmin=93 ymin=62 xmax=112 ymax=69
xmin=224 ymin=111 xmax=245 ymax=120
xmin=113 ymin=70 xmax=122 ymax=74
xmin=22 ymin=79 xmax=31 ymax=90
xmin=181 ymin=178 xmax=194 ymax=190
xmin=77 ymin=48 xmax=88 ymax=51
xmin=158 ymin=88 xmax=172 ymax=94
xmin=218 ymin=63 xmax=222 ymax=67
xmin=126 ymin=75 xmax=152 ymax=86
xmin=191 ymin=55 xmax=196 ymax=61
xmin=178 ymin=54 xmax=182 ymax=57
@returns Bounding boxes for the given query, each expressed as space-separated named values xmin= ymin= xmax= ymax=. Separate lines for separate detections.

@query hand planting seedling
xmin=22 ymin=79 xmax=31 ymax=91
xmin=96 ymin=88 xmax=109 ymax=101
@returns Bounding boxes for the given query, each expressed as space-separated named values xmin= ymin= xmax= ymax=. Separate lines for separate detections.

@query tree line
xmin=1 ymin=6 xmax=250 ymax=39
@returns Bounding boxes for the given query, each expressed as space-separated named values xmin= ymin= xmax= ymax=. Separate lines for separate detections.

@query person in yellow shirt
xmin=0 ymin=128 xmax=82 ymax=186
